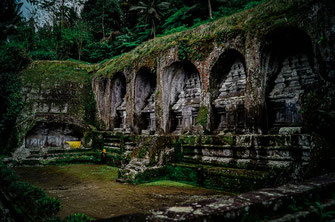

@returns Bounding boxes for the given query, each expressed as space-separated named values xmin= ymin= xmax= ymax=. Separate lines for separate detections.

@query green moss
xmin=140 ymin=180 xmax=196 ymax=188
xmin=223 ymin=136 xmax=234 ymax=145
xmin=134 ymin=161 xmax=276 ymax=192
xmin=154 ymin=89 xmax=160 ymax=100
xmin=21 ymin=60 xmax=95 ymax=87
xmin=83 ymin=131 xmax=93 ymax=148
xmin=196 ymin=106 xmax=209 ymax=131
xmin=138 ymin=146 xmax=148 ymax=158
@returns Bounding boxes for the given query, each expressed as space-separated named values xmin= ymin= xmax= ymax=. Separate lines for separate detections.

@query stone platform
xmin=97 ymin=173 xmax=335 ymax=222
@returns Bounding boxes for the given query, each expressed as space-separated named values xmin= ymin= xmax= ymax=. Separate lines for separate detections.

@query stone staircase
xmin=164 ymin=134 xmax=311 ymax=192
xmin=179 ymin=134 xmax=310 ymax=170
xmin=1 ymin=132 xmax=137 ymax=167
xmin=4 ymin=147 xmax=97 ymax=166
xmin=101 ymin=132 xmax=136 ymax=157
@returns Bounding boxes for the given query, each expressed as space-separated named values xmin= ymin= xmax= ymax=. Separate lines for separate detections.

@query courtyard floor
xmin=14 ymin=164 xmax=227 ymax=219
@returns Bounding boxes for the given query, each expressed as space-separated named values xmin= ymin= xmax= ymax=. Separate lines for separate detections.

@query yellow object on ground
xmin=65 ymin=141 xmax=81 ymax=148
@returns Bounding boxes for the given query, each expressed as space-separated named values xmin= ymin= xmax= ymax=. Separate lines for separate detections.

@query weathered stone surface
xmin=89 ymin=0 xmax=334 ymax=137
xmin=144 ymin=173 xmax=335 ymax=221
xmin=15 ymin=61 xmax=94 ymax=155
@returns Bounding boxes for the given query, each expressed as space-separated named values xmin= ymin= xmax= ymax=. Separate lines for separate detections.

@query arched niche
xmin=261 ymin=27 xmax=317 ymax=133
xmin=163 ymin=60 xmax=201 ymax=133
xmin=134 ymin=67 xmax=157 ymax=134
xmin=210 ymin=49 xmax=247 ymax=133
xmin=25 ymin=122 xmax=83 ymax=149
xmin=94 ymin=77 xmax=110 ymax=129
xmin=110 ymin=72 xmax=127 ymax=130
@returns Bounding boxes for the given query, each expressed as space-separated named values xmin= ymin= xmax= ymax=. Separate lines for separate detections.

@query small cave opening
xmin=134 ymin=67 xmax=157 ymax=134
xmin=25 ymin=122 xmax=83 ymax=149
xmin=110 ymin=72 xmax=127 ymax=130
xmin=261 ymin=27 xmax=317 ymax=133
xmin=210 ymin=49 xmax=247 ymax=134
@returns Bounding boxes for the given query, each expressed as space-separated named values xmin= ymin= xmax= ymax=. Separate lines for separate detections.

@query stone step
xmin=27 ymin=151 xmax=96 ymax=159
xmin=145 ymin=173 xmax=335 ymax=221
xmin=104 ymin=137 xmax=122 ymax=142
xmin=165 ymin=162 xmax=274 ymax=192
xmin=181 ymin=156 xmax=307 ymax=171
xmin=13 ymin=155 xmax=95 ymax=166
xmin=104 ymin=142 xmax=121 ymax=147
xmin=182 ymin=148 xmax=310 ymax=161
xmin=104 ymin=146 xmax=121 ymax=150
xmin=182 ymin=144 xmax=310 ymax=150
xmin=125 ymin=142 xmax=136 ymax=146
xmin=28 ymin=148 xmax=92 ymax=154
xmin=181 ymin=144 xmax=310 ymax=170
xmin=104 ymin=147 xmax=121 ymax=154
xmin=177 ymin=134 xmax=311 ymax=147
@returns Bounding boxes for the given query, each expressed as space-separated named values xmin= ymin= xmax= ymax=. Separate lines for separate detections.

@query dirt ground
xmin=14 ymin=164 xmax=227 ymax=219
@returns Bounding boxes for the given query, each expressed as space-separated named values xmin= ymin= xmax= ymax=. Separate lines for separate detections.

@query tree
xmin=208 ymin=0 xmax=213 ymax=19
xmin=62 ymin=20 xmax=91 ymax=60
xmin=0 ymin=0 xmax=31 ymax=154
xmin=82 ymin=0 xmax=124 ymax=40
xmin=130 ymin=0 xmax=170 ymax=38
xmin=0 ymin=0 xmax=23 ymax=41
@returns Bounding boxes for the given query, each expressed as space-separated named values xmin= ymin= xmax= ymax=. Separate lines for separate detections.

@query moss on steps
xmin=134 ymin=162 xmax=275 ymax=192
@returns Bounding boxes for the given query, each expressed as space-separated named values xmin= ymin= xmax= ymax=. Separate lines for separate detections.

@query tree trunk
xmin=153 ymin=20 xmax=156 ymax=38
xmin=208 ymin=0 xmax=213 ymax=19
xmin=102 ymin=0 xmax=105 ymax=39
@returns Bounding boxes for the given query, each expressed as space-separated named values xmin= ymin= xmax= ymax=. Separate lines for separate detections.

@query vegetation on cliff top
xmin=21 ymin=60 xmax=96 ymax=87
xmin=95 ymin=0 xmax=310 ymax=77
xmin=19 ymin=0 xmax=310 ymax=79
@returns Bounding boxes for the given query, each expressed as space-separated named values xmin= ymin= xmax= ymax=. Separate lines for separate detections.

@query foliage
xmin=96 ymin=0 xmax=306 ymax=76
xmin=195 ymin=106 xmax=209 ymax=131
xmin=178 ymin=40 xmax=192 ymax=61
xmin=10 ymin=0 xmax=267 ymax=63
xmin=62 ymin=213 xmax=94 ymax=222
xmin=82 ymin=0 xmax=123 ymax=40
xmin=315 ymin=201 xmax=335 ymax=222
xmin=0 ymin=0 xmax=23 ymax=41
xmin=0 ymin=43 xmax=31 ymax=154
xmin=301 ymin=83 xmax=335 ymax=140
xmin=130 ymin=0 xmax=170 ymax=37
xmin=0 ymin=161 xmax=61 ymax=220
xmin=162 ymin=6 xmax=194 ymax=34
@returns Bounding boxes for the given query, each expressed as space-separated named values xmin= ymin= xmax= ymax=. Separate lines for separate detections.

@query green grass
xmin=55 ymin=164 xmax=119 ymax=181
xmin=140 ymin=180 xmax=197 ymax=188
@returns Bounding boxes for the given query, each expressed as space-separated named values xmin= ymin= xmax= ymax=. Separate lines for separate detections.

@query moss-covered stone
xmin=195 ymin=106 xmax=209 ymax=133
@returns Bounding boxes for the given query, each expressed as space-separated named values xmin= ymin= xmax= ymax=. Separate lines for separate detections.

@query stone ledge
xmin=97 ymin=173 xmax=335 ymax=221
xmin=146 ymin=173 xmax=335 ymax=221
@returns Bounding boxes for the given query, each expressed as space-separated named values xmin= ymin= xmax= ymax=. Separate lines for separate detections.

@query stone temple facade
xmin=15 ymin=0 xmax=335 ymax=184
xmin=92 ymin=27 xmax=324 ymax=137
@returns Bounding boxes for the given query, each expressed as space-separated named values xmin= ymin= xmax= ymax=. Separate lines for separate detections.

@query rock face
xmin=134 ymin=68 xmax=156 ymax=134
xmin=91 ymin=0 xmax=334 ymax=136
xmin=15 ymin=61 xmax=95 ymax=153
xmin=93 ymin=73 xmax=127 ymax=130
xmin=25 ymin=122 xmax=80 ymax=148
xmin=170 ymin=62 xmax=201 ymax=133
xmin=212 ymin=50 xmax=247 ymax=133
xmin=89 ymin=0 xmax=335 ymax=183
xmin=268 ymin=54 xmax=315 ymax=129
